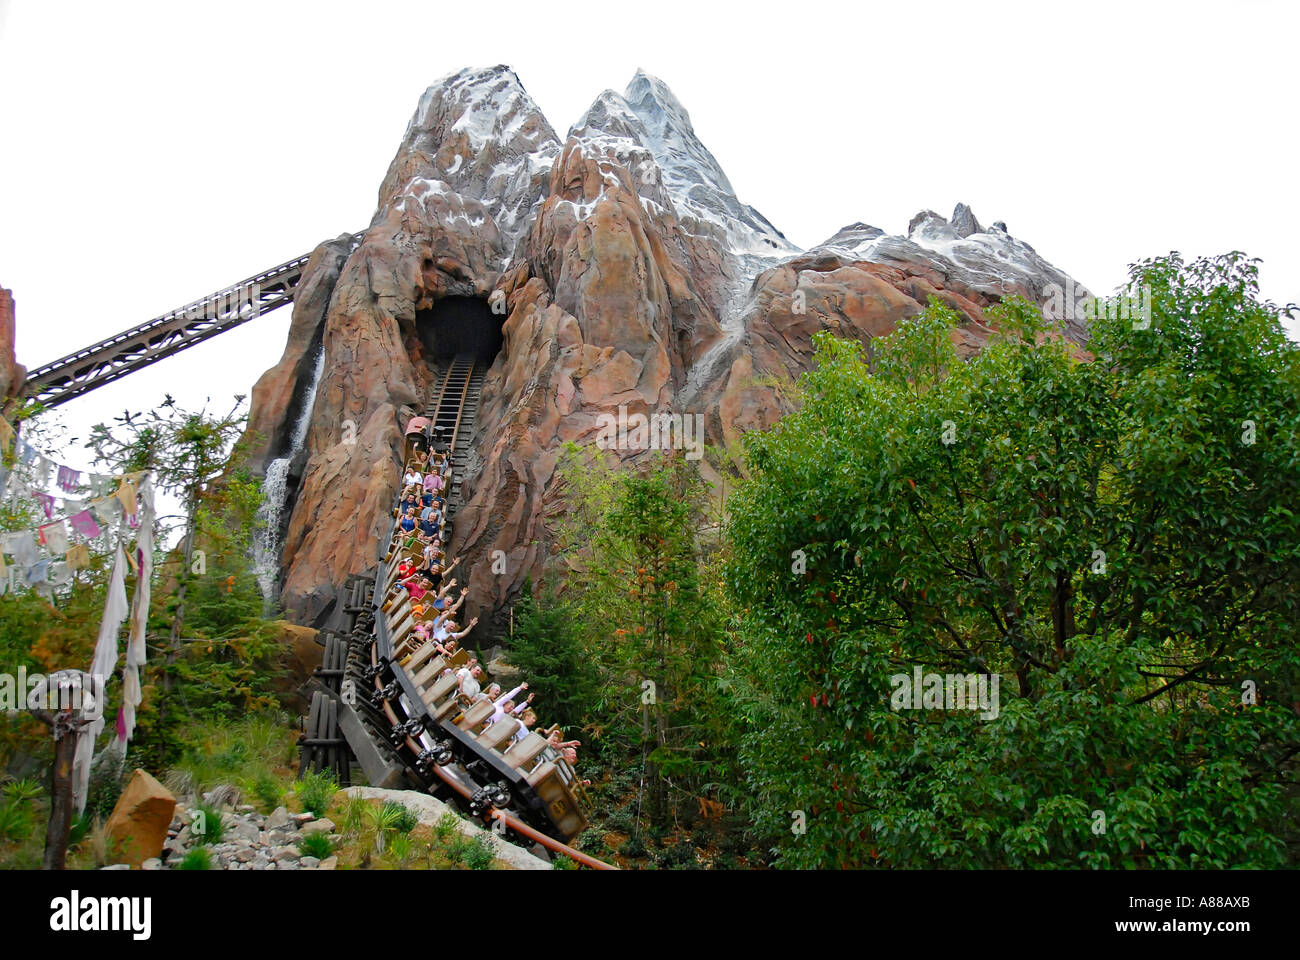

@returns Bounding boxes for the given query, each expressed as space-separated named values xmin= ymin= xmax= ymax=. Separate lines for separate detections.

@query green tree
xmin=555 ymin=446 xmax=733 ymax=825
xmin=86 ymin=395 xmax=250 ymax=689
xmin=726 ymin=254 xmax=1300 ymax=868
xmin=504 ymin=577 xmax=596 ymax=734
xmin=0 ymin=403 xmax=119 ymax=774
xmin=85 ymin=396 xmax=282 ymax=768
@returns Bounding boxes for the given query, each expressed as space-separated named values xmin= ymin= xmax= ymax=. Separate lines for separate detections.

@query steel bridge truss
xmin=22 ymin=234 xmax=362 ymax=409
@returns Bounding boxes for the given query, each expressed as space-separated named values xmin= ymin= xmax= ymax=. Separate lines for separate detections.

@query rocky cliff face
xmin=0 ymin=287 xmax=28 ymax=408
xmin=252 ymin=65 xmax=1089 ymax=629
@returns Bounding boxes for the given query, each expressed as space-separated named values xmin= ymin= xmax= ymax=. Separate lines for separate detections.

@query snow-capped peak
xmin=380 ymin=65 xmax=561 ymax=256
xmin=569 ymin=71 xmax=799 ymax=265
xmin=813 ymin=203 xmax=1086 ymax=311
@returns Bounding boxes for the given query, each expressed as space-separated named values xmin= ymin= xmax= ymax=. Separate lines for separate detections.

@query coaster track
xmin=21 ymin=234 xmax=363 ymax=408
xmin=300 ymin=357 xmax=612 ymax=869
xmin=17 ymin=234 xmax=610 ymax=865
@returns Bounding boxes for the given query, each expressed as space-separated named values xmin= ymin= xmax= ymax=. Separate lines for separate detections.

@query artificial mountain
xmin=246 ymin=65 xmax=1090 ymax=630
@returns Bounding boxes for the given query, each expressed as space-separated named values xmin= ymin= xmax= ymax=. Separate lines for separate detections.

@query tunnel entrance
xmin=416 ymin=296 xmax=503 ymax=364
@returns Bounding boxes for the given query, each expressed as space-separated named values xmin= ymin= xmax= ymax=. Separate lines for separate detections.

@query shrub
xmin=294 ymin=771 xmax=337 ymax=818
xmin=298 ymin=831 xmax=333 ymax=860
xmin=443 ymin=834 xmax=471 ymax=865
xmin=1 ymin=778 xmax=43 ymax=802
xmin=464 ymin=835 xmax=496 ymax=870
xmin=621 ymin=834 xmax=646 ymax=859
xmin=177 ymin=847 xmax=212 ymax=870
xmin=84 ymin=749 xmax=126 ymax=820
xmin=387 ymin=833 xmax=413 ymax=864
xmin=384 ymin=801 xmax=419 ymax=835
xmin=659 ymin=841 xmax=698 ymax=870
xmin=604 ymin=807 xmax=635 ymax=835
xmin=193 ymin=802 xmax=224 ymax=845
xmin=68 ymin=811 xmax=95 ymax=848
xmin=0 ymin=801 xmax=34 ymax=844
xmin=433 ymin=812 xmax=459 ymax=842
xmin=365 ymin=800 xmax=409 ymax=852
xmin=246 ymin=768 xmax=283 ymax=812
xmin=342 ymin=795 xmax=367 ymax=836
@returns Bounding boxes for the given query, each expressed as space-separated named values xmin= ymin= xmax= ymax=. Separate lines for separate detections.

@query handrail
xmin=488 ymin=809 xmax=615 ymax=871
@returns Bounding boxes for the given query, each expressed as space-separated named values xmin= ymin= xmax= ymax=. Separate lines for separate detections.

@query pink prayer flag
xmin=69 ymin=509 xmax=102 ymax=539
xmin=57 ymin=466 xmax=81 ymax=493
xmin=34 ymin=492 xmax=54 ymax=519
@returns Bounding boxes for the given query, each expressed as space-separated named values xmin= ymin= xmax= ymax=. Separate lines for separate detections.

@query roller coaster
xmin=297 ymin=355 xmax=611 ymax=869
xmin=19 ymin=240 xmax=608 ymax=866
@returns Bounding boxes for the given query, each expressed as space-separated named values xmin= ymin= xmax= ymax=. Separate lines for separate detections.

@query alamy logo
xmin=1042 ymin=279 xmax=1152 ymax=330
xmin=181 ymin=283 xmax=260 ymax=322
xmin=594 ymin=405 xmax=705 ymax=461
xmin=890 ymin=667 xmax=1000 ymax=720
xmin=50 ymin=891 xmax=151 ymax=940
xmin=1 ymin=669 xmax=105 ymax=718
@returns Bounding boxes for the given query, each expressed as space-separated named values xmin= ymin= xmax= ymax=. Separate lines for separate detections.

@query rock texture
xmin=247 ymin=235 xmax=360 ymax=471
xmin=249 ymin=66 xmax=1090 ymax=632
xmin=271 ymin=620 xmax=321 ymax=711
xmin=144 ymin=789 xmax=542 ymax=870
xmin=104 ymin=768 xmax=176 ymax=867
xmin=0 ymin=286 xmax=27 ymax=409
xmin=155 ymin=801 xmax=339 ymax=871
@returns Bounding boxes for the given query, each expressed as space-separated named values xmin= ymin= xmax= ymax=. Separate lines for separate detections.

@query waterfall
xmin=253 ymin=348 xmax=325 ymax=603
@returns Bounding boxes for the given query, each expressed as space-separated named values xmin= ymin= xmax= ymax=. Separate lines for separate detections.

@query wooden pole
xmin=30 ymin=704 xmax=90 ymax=871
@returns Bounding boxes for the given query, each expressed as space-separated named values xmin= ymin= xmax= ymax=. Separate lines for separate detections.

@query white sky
xmin=1 ymin=0 xmax=1297 ymax=475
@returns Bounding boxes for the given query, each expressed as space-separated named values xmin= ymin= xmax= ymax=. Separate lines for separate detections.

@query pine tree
xmin=503 ymin=577 xmax=595 ymax=734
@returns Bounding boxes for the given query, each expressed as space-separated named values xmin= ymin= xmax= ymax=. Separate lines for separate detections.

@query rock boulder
xmin=105 ymin=769 xmax=177 ymax=868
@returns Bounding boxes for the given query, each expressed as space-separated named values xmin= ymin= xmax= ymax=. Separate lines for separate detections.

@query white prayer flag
xmin=73 ymin=540 xmax=129 ymax=815
xmin=43 ymin=520 xmax=69 ymax=555
xmin=118 ymin=473 xmax=154 ymax=749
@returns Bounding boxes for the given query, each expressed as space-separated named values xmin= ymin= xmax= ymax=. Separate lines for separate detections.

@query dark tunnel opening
xmin=415 ymin=295 xmax=503 ymax=364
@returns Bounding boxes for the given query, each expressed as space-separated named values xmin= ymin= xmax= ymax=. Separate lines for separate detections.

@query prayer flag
xmin=57 ymin=466 xmax=80 ymax=493
xmin=41 ymin=520 xmax=69 ymax=555
xmin=114 ymin=478 xmax=138 ymax=515
xmin=66 ymin=543 xmax=91 ymax=571
xmin=69 ymin=509 xmax=102 ymax=539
